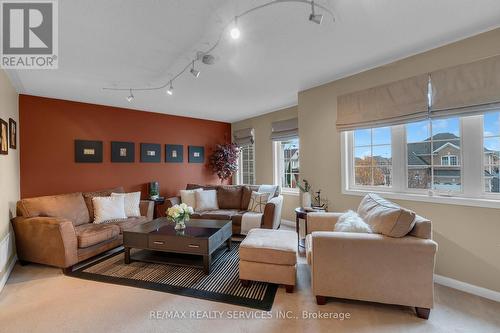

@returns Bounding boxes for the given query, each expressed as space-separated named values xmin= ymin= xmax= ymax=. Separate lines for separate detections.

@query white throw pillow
xmin=92 ymin=196 xmax=127 ymax=224
xmin=334 ymin=210 xmax=372 ymax=233
xmin=180 ymin=188 xmax=203 ymax=210
xmin=111 ymin=192 xmax=141 ymax=217
xmin=195 ymin=190 xmax=219 ymax=211
xmin=247 ymin=191 xmax=270 ymax=213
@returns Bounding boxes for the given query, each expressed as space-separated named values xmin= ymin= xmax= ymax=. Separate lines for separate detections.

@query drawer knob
xmin=153 ymin=241 xmax=165 ymax=245
xmin=188 ymin=244 xmax=200 ymax=248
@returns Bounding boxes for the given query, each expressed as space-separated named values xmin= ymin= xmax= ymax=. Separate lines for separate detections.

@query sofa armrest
xmin=11 ymin=216 xmax=78 ymax=268
xmin=311 ymin=231 xmax=437 ymax=308
xmin=165 ymin=196 xmax=181 ymax=209
xmin=261 ymin=195 xmax=283 ymax=229
xmin=307 ymin=212 xmax=343 ymax=233
xmin=139 ymin=200 xmax=154 ymax=221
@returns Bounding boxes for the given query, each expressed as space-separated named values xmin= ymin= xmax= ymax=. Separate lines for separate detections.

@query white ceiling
xmin=7 ymin=0 xmax=500 ymax=123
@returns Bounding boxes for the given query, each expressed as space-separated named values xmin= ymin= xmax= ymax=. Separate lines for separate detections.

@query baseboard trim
xmin=281 ymin=219 xmax=295 ymax=227
xmin=0 ymin=255 xmax=17 ymax=293
xmin=434 ymin=274 xmax=500 ymax=303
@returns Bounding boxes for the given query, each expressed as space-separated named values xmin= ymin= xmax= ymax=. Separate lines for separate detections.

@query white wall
xmin=0 ymin=69 xmax=19 ymax=292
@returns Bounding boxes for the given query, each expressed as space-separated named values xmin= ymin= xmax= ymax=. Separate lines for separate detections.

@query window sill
xmin=281 ymin=188 xmax=300 ymax=196
xmin=343 ymin=188 xmax=500 ymax=209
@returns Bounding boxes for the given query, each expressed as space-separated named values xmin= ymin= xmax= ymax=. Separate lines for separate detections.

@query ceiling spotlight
xmin=126 ymin=89 xmax=134 ymax=102
xmin=309 ymin=1 xmax=323 ymax=24
xmin=166 ymin=81 xmax=173 ymax=95
xmin=230 ymin=16 xmax=240 ymax=39
xmin=190 ymin=61 xmax=200 ymax=78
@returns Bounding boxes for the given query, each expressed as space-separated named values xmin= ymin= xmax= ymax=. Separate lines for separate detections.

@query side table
xmin=151 ymin=198 xmax=166 ymax=219
xmin=295 ymin=207 xmax=308 ymax=249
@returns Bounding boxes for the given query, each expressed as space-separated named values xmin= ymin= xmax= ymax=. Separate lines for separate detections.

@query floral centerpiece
xmin=166 ymin=203 xmax=194 ymax=230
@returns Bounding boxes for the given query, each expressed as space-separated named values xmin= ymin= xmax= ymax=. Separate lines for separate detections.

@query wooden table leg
xmin=124 ymin=247 xmax=131 ymax=264
xmin=296 ymin=215 xmax=300 ymax=249
xmin=203 ymin=254 xmax=211 ymax=274
xmin=226 ymin=238 xmax=232 ymax=251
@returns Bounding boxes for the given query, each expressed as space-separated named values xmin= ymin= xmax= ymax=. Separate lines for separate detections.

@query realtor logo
xmin=1 ymin=0 xmax=58 ymax=69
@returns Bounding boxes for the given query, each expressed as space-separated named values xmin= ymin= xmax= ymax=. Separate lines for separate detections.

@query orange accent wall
xmin=19 ymin=95 xmax=231 ymax=199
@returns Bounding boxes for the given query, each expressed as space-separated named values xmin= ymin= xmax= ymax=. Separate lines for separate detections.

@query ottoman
xmin=239 ymin=228 xmax=298 ymax=293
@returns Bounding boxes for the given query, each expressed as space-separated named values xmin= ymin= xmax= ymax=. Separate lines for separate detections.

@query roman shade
xmin=430 ymin=54 xmax=500 ymax=118
xmin=271 ymin=118 xmax=298 ymax=141
xmin=233 ymin=128 xmax=254 ymax=147
xmin=336 ymin=74 xmax=429 ymax=131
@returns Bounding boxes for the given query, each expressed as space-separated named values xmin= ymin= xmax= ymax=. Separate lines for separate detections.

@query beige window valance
xmin=336 ymin=74 xmax=429 ymax=131
xmin=233 ymin=128 xmax=254 ymax=147
xmin=430 ymin=54 xmax=500 ymax=118
xmin=270 ymin=118 xmax=298 ymax=141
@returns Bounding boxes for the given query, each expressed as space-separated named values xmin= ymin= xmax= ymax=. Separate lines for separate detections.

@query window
xmin=343 ymin=112 xmax=500 ymax=206
xmin=353 ymin=127 xmax=392 ymax=187
xmin=237 ymin=144 xmax=255 ymax=185
xmin=274 ymin=138 xmax=299 ymax=190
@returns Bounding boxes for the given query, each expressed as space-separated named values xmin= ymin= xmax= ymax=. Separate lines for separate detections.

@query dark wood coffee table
xmin=123 ymin=218 xmax=232 ymax=274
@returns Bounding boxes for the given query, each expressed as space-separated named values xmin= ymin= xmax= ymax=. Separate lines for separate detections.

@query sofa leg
xmin=285 ymin=285 xmax=294 ymax=293
xmin=62 ymin=266 xmax=73 ymax=275
xmin=415 ymin=307 xmax=430 ymax=319
xmin=240 ymin=279 xmax=250 ymax=287
xmin=316 ymin=295 xmax=327 ymax=305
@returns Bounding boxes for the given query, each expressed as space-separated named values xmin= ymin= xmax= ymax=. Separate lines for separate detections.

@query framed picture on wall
xmin=165 ymin=144 xmax=183 ymax=163
xmin=111 ymin=141 xmax=135 ymax=163
xmin=0 ymin=118 xmax=8 ymax=155
xmin=8 ymin=118 xmax=16 ymax=149
xmin=75 ymin=140 xmax=103 ymax=163
xmin=140 ymin=143 xmax=161 ymax=162
xmin=188 ymin=145 xmax=204 ymax=163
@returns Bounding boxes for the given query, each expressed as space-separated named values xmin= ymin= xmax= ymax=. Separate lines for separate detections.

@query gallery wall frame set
xmin=74 ymin=140 xmax=206 ymax=164
xmin=0 ymin=117 xmax=17 ymax=155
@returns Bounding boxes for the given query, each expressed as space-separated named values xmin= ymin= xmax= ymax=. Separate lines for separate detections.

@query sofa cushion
xmin=240 ymin=229 xmax=297 ymax=266
xmin=83 ymin=186 xmax=124 ymax=222
xmin=106 ymin=216 xmax=148 ymax=233
xmin=92 ymin=196 xmax=127 ymax=224
xmin=186 ymin=184 xmax=217 ymax=191
xmin=195 ymin=190 xmax=219 ymax=211
xmin=180 ymin=188 xmax=203 ymax=210
xmin=191 ymin=209 xmax=239 ymax=220
xmin=75 ymin=223 xmax=120 ymax=248
xmin=217 ymin=185 xmax=243 ymax=209
xmin=17 ymin=192 xmax=90 ymax=226
xmin=357 ymin=193 xmax=416 ymax=238
xmin=409 ymin=215 xmax=432 ymax=239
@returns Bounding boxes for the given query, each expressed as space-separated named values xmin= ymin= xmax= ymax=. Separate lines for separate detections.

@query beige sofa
xmin=306 ymin=194 xmax=438 ymax=319
xmin=12 ymin=187 xmax=154 ymax=272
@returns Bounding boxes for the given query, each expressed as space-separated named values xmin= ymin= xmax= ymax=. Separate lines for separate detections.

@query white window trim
xmin=237 ymin=144 xmax=255 ymax=185
xmin=341 ymin=115 xmax=500 ymax=209
xmin=273 ymin=141 xmax=300 ymax=194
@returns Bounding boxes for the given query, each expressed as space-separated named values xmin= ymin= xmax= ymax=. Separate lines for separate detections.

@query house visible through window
xmin=238 ymin=144 xmax=255 ymax=185
xmin=275 ymin=138 xmax=299 ymax=189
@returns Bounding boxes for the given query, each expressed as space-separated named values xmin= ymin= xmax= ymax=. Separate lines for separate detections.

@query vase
xmin=174 ymin=221 xmax=186 ymax=230
xmin=301 ymin=192 xmax=312 ymax=208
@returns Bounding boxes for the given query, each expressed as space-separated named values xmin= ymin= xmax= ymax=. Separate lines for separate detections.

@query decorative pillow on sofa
xmin=334 ymin=210 xmax=372 ymax=233
xmin=357 ymin=193 xmax=416 ymax=238
xmin=180 ymin=188 xmax=203 ymax=210
xmin=83 ymin=186 xmax=124 ymax=221
xmin=111 ymin=192 xmax=141 ymax=217
xmin=92 ymin=196 xmax=127 ymax=224
xmin=195 ymin=190 xmax=219 ymax=211
xmin=247 ymin=191 xmax=270 ymax=213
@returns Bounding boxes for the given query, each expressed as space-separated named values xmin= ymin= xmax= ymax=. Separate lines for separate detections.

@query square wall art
xmin=111 ymin=141 xmax=135 ymax=163
xmin=141 ymin=143 xmax=161 ymax=163
xmin=166 ymin=144 xmax=183 ymax=163
xmin=75 ymin=140 xmax=103 ymax=163
xmin=188 ymin=145 xmax=204 ymax=163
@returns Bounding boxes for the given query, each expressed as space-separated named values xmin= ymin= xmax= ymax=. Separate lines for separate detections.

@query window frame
xmin=237 ymin=144 xmax=255 ymax=185
xmin=273 ymin=139 xmax=300 ymax=194
xmin=342 ymin=114 xmax=500 ymax=209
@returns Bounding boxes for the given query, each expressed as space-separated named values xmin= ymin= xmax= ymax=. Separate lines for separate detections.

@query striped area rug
xmin=68 ymin=242 xmax=277 ymax=310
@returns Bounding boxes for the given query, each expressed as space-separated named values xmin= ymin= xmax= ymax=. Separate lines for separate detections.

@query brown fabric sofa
xmin=11 ymin=187 xmax=154 ymax=272
xmin=306 ymin=194 xmax=437 ymax=319
xmin=165 ymin=184 xmax=283 ymax=234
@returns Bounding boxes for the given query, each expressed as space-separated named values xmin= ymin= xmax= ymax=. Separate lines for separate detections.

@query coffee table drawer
xmin=148 ymin=236 xmax=207 ymax=254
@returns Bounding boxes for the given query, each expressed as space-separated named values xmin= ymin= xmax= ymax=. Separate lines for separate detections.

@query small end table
xmin=151 ymin=198 xmax=166 ymax=219
xmin=295 ymin=207 xmax=308 ymax=249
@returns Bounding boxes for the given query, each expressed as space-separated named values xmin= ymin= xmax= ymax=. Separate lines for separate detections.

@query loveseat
xmin=306 ymin=193 xmax=438 ymax=319
xmin=11 ymin=187 xmax=154 ymax=272
xmin=166 ymin=184 xmax=283 ymax=234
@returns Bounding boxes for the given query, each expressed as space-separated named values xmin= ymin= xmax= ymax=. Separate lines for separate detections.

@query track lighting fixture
xmin=309 ymin=1 xmax=323 ymax=24
xmin=230 ymin=16 xmax=241 ymax=39
xmin=166 ymin=81 xmax=174 ymax=95
xmin=104 ymin=0 xmax=335 ymax=97
xmin=126 ymin=89 xmax=134 ymax=102
xmin=190 ymin=61 xmax=200 ymax=78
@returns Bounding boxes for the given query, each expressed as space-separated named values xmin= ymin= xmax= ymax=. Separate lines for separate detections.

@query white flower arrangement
xmin=166 ymin=203 xmax=194 ymax=225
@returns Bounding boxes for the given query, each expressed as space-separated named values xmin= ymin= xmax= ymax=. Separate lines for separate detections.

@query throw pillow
xmin=180 ymin=188 xmax=203 ymax=209
xmin=92 ymin=195 xmax=127 ymax=224
xmin=195 ymin=190 xmax=219 ymax=211
xmin=247 ymin=191 xmax=270 ymax=213
xmin=111 ymin=192 xmax=141 ymax=217
xmin=334 ymin=210 xmax=372 ymax=233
